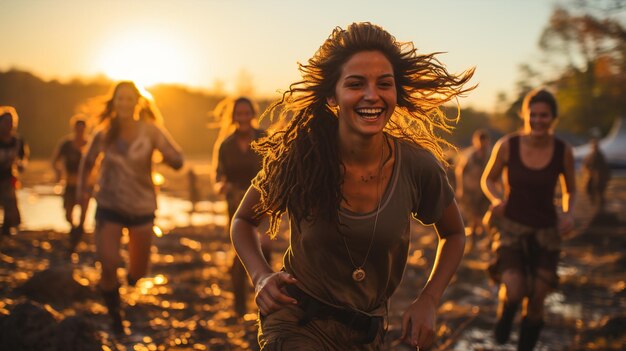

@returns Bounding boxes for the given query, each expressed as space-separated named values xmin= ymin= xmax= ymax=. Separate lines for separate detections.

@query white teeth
xmin=356 ymin=108 xmax=384 ymax=118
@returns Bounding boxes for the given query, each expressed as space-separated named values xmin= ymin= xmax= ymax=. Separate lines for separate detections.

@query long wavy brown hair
xmin=253 ymin=22 xmax=475 ymax=238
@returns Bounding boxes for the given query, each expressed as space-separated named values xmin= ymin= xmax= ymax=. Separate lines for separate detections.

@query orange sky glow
xmin=1 ymin=0 xmax=556 ymax=111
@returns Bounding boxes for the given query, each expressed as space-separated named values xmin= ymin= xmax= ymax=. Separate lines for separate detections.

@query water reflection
xmin=16 ymin=186 xmax=228 ymax=232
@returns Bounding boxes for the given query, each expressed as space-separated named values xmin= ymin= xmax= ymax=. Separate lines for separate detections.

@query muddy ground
xmin=0 ymin=161 xmax=624 ymax=350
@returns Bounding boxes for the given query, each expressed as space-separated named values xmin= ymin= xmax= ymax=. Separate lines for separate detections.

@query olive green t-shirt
xmin=284 ymin=137 xmax=454 ymax=316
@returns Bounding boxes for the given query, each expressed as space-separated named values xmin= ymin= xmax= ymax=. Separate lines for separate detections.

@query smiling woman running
xmin=77 ymin=81 xmax=184 ymax=334
xmin=231 ymin=22 xmax=474 ymax=350
xmin=481 ymin=88 xmax=575 ymax=351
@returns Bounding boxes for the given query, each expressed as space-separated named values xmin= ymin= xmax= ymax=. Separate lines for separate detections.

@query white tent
xmin=573 ymin=118 xmax=626 ymax=170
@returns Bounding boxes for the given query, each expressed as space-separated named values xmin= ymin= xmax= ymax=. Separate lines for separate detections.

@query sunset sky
xmin=1 ymin=0 xmax=558 ymax=111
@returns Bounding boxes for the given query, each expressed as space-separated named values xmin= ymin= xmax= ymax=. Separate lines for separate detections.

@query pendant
xmin=352 ymin=267 xmax=366 ymax=282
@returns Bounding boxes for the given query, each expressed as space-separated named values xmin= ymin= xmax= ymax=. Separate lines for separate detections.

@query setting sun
xmin=96 ymin=29 xmax=196 ymax=87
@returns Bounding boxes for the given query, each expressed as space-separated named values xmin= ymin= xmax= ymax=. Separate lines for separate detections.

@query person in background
xmin=212 ymin=96 xmax=271 ymax=317
xmin=582 ymin=137 xmax=611 ymax=211
xmin=77 ymin=81 xmax=184 ymax=334
xmin=481 ymin=88 xmax=575 ymax=351
xmin=455 ymin=129 xmax=491 ymax=251
xmin=231 ymin=22 xmax=473 ymax=350
xmin=51 ymin=114 xmax=91 ymax=252
xmin=0 ymin=106 xmax=29 ymax=237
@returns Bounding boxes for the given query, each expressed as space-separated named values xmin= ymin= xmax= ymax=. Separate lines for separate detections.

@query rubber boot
xmin=100 ymin=286 xmax=124 ymax=334
xmin=494 ymin=301 xmax=520 ymax=344
xmin=68 ymin=226 xmax=83 ymax=253
xmin=518 ymin=318 xmax=544 ymax=351
xmin=2 ymin=223 xmax=11 ymax=236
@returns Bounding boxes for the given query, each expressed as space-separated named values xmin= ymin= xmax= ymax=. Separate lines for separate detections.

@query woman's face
xmin=526 ymin=102 xmax=555 ymax=136
xmin=113 ymin=85 xmax=140 ymax=120
xmin=233 ymin=101 xmax=254 ymax=133
xmin=74 ymin=121 xmax=86 ymax=137
xmin=473 ymin=134 xmax=490 ymax=151
xmin=330 ymin=50 xmax=397 ymax=140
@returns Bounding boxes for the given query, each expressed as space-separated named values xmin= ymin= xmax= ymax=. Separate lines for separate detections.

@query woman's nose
xmin=363 ymin=83 xmax=379 ymax=101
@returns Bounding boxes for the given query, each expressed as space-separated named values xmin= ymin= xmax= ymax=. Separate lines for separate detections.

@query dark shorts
xmin=496 ymin=240 xmax=560 ymax=275
xmin=258 ymin=305 xmax=385 ymax=351
xmin=487 ymin=216 xmax=561 ymax=287
xmin=258 ymin=284 xmax=385 ymax=350
xmin=95 ymin=207 xmax=154 ymax=228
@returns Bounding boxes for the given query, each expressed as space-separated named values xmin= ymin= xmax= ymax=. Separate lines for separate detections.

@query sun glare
xmin=97 ymin=29 xmax=194 ymax=87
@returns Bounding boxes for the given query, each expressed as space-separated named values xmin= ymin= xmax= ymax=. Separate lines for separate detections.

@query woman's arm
xmin=16 ymin=138 xmax=29 ymax=172
xmin=153 ymin=124 xmax=184 ymax=170
xmin=50 ymin=141 xmax=63 ymax=182
xmin=454 ymin=153 xmax=468 ymax=199
xmin=559 ymin=144 xmax=576 ymax=234
xmin=231 ymin=186 xmax=297 ymax=315
xmin=401 ymin=200 xmax=466 ymax=349
xmin=481 ymin=137 xmax=508 ymax=217
xmin=75 ymin=132 xmax=101 ymax=226
xmin=422 ymin=200 xmax=466 ymax=302
xmin=213 ymin=143 xmax=231 ymax=195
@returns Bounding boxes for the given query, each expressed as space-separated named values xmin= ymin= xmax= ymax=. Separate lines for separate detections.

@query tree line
xmin=0 ymin=70 xmax=272 ymax=158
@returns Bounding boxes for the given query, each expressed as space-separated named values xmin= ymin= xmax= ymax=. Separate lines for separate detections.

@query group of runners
xmin=0 ymin=22 xmax=613 ymax=351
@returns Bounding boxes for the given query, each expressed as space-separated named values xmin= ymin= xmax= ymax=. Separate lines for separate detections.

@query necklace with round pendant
xmin=352 ymin=267 xmax=366 ymax=282
xmin=342 ymin=134 xmax=388 ymax=282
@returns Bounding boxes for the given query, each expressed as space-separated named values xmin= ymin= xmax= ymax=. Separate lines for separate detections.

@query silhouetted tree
xmin=496 ymin=2 xmax=626 ymax=137
xmin=539 ymin=5 xmax=626 ymax=134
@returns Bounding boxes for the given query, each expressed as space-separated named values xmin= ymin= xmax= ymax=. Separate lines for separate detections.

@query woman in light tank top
xmin=481 ymin=88 xmax=576 ymax=351
xmin=231 ymin=23 xmax=474 ymax=350
xmin=77 ymin=81 xmax=184 ymax=334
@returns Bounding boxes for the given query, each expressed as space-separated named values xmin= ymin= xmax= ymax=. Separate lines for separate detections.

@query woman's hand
xmin=254 ymin=271 xmax=298 ymax=316
xmin=400 ymin=293 xmax=438 ymax=349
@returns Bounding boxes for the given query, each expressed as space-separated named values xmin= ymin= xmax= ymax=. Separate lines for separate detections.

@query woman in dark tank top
xmin=481 ymin=88 xmax=576 ymax=351
xmin=505 ymin=134 xmax=565 ymax=228
xmin=212 ymin=96 xmax=272 ymax=317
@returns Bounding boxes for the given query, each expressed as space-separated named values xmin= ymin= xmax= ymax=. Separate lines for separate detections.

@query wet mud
xmin=0 ymin=162 xmax=624 ymax=350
